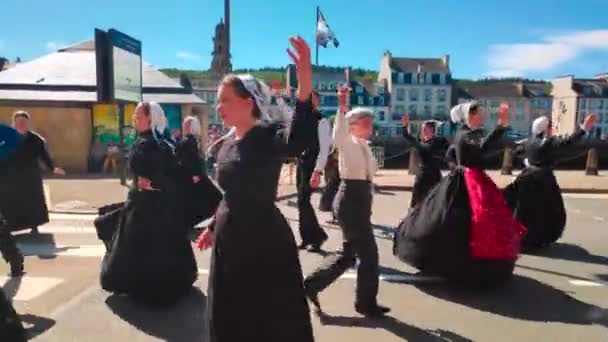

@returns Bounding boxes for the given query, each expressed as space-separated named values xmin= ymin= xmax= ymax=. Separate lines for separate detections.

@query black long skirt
xmin=207 ymin=200 xmax=314 ymax=342
xmin=393 ymin=168 xmax=520 ymax=287
xmin=503 ymin=166 xmax=566 ymax=248
xmin=176 ymin=175 xmax=222 ymax=228
xmin=0 ymin=162 xmax=49 ymax=231
xmin=410 ymin=167 xmax=442 ymax=208
xmin=99 ymin=189 xmax=197 ymax=306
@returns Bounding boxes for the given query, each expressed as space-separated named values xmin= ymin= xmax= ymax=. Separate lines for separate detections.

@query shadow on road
xmin=416 ymin=274 xmax=607 ymax=327
xmin=13 ymin=232 xmax=60 ymax=259
xmin=596 ymin=274 xmax=608 ymax=282
xmin=22 ymin=314 xmax=56 ymax=339
xmin=524 ymin=243 xmax=608 ymax=266
xmin=105 ymin=287 xmax=207 ymax=342
xmin=318 ymin=314 xmax=472 ymax=341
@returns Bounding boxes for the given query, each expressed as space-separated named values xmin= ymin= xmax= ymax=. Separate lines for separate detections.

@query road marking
xmin=43 ymin=184 xmax=52 ymax=211
xmin=569 ymin=279 xmax=605 ymax=287
xmin=563 ymin=193 xmax=608 ymax=200
xmin=0 ymin=276 xmax=64 ymax=301
xmin=38 ymin=225 xmax=97 ymax=234
xmin=49 ymin=213 xmax=97 ymax=221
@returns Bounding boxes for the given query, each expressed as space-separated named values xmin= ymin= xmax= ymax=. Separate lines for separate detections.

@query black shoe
xmin=308 ymin=235 xmax=328 ymax=253
xmin=304 ymin=287 xmax=322 ymax=313
xmin=9 ymin=259 xmax=24 ymax=277
xmin=355 ymin=303 xmax=390 ymax=318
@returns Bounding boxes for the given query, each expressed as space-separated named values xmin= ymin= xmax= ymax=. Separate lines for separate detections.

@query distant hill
xmin=160 ymin=66 xmax=379 ymax=85
xmin=160 ymin=67 xmax=548 ymax=88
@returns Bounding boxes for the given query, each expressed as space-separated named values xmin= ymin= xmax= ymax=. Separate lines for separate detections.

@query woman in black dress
xmin=401 ymin=114 xmax=449 ymax=208
xmin=196 ymin=36 xmax=316 ymax=342
xmin=394 ymin=102 xmax=526 ymax=286
xmin=175 ymin=115 xmax=222 ymax=230
xmin=319 ymin=148 xmax=340 ymax=224
xmin=98 ymin=102 xmax=197 ymax=307
xmin=503 ymin=113 xmax=596 ymax=249
xmin=0 ymin=111 xmax=65 ymax=235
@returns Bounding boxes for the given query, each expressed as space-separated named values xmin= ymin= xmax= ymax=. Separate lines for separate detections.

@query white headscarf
xmin=345 ymin=107 xmax=373 ymax=124
xmin=183 ymin=115 xmax=201 ymax=136
xmin=148 ymin=102 xmax=167 ymax=134
xmin=236 ymin=74 xmax=272 ymax=122
xmin=450 ymin=102 xmax=477 ymax=125
xmin=532 ymin=116 xmax=550 ymax=136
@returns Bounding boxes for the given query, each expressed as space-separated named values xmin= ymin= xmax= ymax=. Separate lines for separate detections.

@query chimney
xmin=441 ymin=54 xmax=450 ymax=68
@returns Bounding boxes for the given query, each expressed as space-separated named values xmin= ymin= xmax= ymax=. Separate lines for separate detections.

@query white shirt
xmin=333 ymin=110 xmax=377 ymax=181
xmin=315 ymin=118 xmax=332 ymax=172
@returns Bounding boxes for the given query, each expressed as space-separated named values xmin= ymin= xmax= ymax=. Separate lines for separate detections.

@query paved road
xmin=2 ymin=191 xmax=607 ymax=341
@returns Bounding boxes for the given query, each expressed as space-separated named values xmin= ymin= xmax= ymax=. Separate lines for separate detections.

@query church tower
xmin=210 ymin=0 xmax=232 ymax=76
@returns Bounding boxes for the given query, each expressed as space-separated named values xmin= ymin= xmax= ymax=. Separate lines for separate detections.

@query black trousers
xmin=296 ymin=158 xmax=328 ymax=245
xmin=0 ymin=229 xmax=22 ymax=267
xmin=305 ymin=180 xmax=379 ymax=306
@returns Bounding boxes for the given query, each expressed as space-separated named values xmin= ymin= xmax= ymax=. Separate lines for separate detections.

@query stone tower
xmin=210 ymin=0 xmax=232 ymax=76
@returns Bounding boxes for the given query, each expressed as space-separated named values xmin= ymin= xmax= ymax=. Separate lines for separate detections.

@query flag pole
xmin=316 ymin=6 xmax=319 ymax=65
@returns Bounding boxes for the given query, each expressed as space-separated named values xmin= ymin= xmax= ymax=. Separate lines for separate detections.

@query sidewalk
xmin=44 ymin=168 xmax=608 ymax=214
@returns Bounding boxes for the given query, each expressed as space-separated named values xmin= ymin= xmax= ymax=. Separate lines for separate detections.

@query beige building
xmin=455 ymin=82 xmax=552 ymax=137
xmin=0 ymin=41 xmax=204 ymax=172
xmin=378 ymin=51 xmax=452 ymax=137
xmin=551 ymin=75 xmax=608 ymax=137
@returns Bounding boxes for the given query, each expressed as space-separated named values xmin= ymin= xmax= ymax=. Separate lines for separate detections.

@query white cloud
xmin=46 ymin=41 xmax=67 ymax=51
xmin=176 ymin=51 xmax=201 ymax=61
xmin=485 ymin=29 xmax=608 ymax=77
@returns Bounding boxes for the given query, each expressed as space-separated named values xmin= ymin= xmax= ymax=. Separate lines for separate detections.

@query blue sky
xmin=1 ymin=0 xmax=607 ymax=80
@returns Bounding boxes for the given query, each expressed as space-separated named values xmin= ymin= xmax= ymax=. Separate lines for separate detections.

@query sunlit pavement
xmin=2 ymin=191 xmax=607 ymax=341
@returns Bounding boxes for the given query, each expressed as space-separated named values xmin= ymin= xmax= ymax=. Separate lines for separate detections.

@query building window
xmin=404 ymin=73 xmax=412 ymax=84
xmin=424 ymin=88 xmax=432 ymax=102
xmin=320 ymin=82 xmax=326 ymax=90
xmin=379 ymin=96 xmax=385 ymax=106
xmin=378 ymin=111 xmax=386 ymax=121
xmin=319 ymin=95 xmax=325 ymax=106
xmin=424 ymin=105 xmax=432 ymax=116
xmin=436 ymin=105 xmax=446 ymax=115
xmin=325 ymin=95 xmax=337 ymax=106
xmin=396 ymin=88 xmax=405 ymax=101
xmin=410 ymin=89 xmax=419 ymax=101
xmin=358 ymin=96 xmax=364 ymax=105
xmin=437 ymin=89 xmax=446 ymax=102
xmin=398 ymin=72 xmax=404 ymax=84
xmin=419 ymin=74 xmax=425 ymax=84
xmin=580 ymin=100 xmax=587 ymax=109
xmin=377 ymin=86 xmax=384 ymax=94
xmin=369 ymin=96 xmax=375 ymax=106
xmin=356 ymin=85 xmax=363 ymax=94
xmin=432 ymin=74 xmax=440 ymax=85
xmin=207 ymin=93 xmax=216 ymax=104
xmin=328 ymin=82 xmax=335 ymax=91
xmin=412 ymin=73 xmax=418 ymax=85
xmin=531 ymin=99 xmax=537 ymax=107
xmin=517 ymin=99 xmax=524 ymax=111
xmin=408 ymin=104 xmax=417 ymax=116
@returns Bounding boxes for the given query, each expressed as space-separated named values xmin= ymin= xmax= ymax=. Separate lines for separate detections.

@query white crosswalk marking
xmin=1 ymin=276 xmax=64 ymax=301
xmin=16 ymin=243 xmax=105 ymax=258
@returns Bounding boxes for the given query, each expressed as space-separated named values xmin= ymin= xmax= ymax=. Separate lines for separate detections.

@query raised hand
xmin=498 ymin=103 xmax=510 ymax=127
xmin=196 ymin=228 xmax=214 ymax=250
xmin=583 ymin=113 xmax=598 ymax=131
xmin=309 ymin=170 xmax=321 ymax=189
xmin=338 ymin=85 xmax=350 ymax=113
xmin=401 ymin=113 xmax=410 ymax=127
xmin=287 ymin=36 xmax=312 ymax=102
